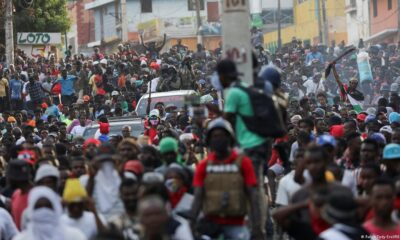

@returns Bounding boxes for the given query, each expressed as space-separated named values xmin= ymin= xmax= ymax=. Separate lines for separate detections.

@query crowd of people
xmin=0 ymin=33 xmax=400 ymax=240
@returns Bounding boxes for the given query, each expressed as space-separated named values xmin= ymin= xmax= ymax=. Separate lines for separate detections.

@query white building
xmin=345 ymin=0 xmax=370 ymax=46
xmin=85 ymin=0 xmax=221 ymax=50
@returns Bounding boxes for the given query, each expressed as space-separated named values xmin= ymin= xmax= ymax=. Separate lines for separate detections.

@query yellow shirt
xmin=0 ymin=78 xmax=9 ymax=97
xmin=88 ymin=75 xmax=97 ymax=95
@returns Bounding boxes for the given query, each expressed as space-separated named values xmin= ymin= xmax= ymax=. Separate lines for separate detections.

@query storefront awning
xmin=365 ymin=29 xmax=398 ymax=43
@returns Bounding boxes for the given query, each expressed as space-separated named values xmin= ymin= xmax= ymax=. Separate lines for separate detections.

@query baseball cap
xmin=111 ymin=91 xmax=119 ymax=96
xmin=357 ymin=113 xmax=367 ymax=122
xmin=290 ymin=115 xmax=302 ymax=125
xmin=383 ymin=143 xmax=400 ymax=160
xmin=380 ymin=125 xmax=393 ymax=134
xmin=366 ymin=107 xmax=376 ymax=116
xmin=330 ymin=125 xmax=344 ymax=138
xmin=316 ymin=134 xmax=337 ymax=147
xmin=124 ymin=160 xmax=144 ymax=175
xmin=369 ymin=132 xmax=386 ymax=145
xmin=6 ymin=160 xmax=31 ymax=181
xmin=34 ymin=164 xmax=60 ymax=183
xmin=149 ymin=109 xmax=160 ymax=118
xmin=313 ymin=108 xmax=325 ymax=118
xmin=216 ymin=59 xmax=242 ymax=78
xmin=100 ymin=59 xmax=108 ymax=65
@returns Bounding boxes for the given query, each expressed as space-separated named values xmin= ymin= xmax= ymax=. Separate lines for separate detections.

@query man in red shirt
xmin=7 ymin=159 xmax=33 ymax=230
xmin=364 ymin=178 xmax=400 ymax=238
xmin=191 ymin=118 xmax=264 ymax=239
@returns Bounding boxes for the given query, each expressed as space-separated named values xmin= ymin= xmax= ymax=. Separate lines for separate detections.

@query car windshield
xmin=136 ymin=95 xmax=187 ymax=116
xmin=83 ymin=122 xmax=144 ymax=139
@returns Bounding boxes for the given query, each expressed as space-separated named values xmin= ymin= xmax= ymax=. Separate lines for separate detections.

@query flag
xmin=347 ymin=94 xmax=363 ymax=113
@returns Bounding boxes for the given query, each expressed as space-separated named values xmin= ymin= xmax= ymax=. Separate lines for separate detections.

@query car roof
xmin=86 ymin=119 xmax=144 ymax=129
xmin=139 ymin=90 xmax=197 ymax=99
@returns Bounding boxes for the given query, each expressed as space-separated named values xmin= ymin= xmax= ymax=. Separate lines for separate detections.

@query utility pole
xmin=121 ymin=0 xmax=128 ymax=42
xmin=221 ymin=0 xmax=253 ymax=85
xmin=321 ymin=0 xmax=329 ymax=45
xmin=277 ymin=0 xmax=282 ymax=50
xmin=317 ymin=0 xmax=323 ymax=43
xmin=195 ymin=0 xmax=203 ymax=44
xmin=5 ymin=0 xmax=14 ymax=66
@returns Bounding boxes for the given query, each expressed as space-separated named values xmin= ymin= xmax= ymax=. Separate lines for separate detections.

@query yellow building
xmin=264 ymin=0 xmax=347 ymax=52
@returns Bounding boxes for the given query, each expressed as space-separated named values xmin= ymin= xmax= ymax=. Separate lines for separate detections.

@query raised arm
xmin=332 ymin=63 xmax=347 ymax=98
xmin=140 ymin=34 xmax=149 ymax=51
xmin=156 ymin=34 xmax=167 ymax=51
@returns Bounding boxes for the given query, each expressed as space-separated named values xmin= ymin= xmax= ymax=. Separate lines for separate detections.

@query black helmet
xmin=205 ymin=117 xmax=235 ymax=147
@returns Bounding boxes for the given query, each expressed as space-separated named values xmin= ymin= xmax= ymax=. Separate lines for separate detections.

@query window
xmin=388 ymin=0 xmax=392 ymax=10
xmin=188 ymin=0 xmax=205 ymax=11
xmin=141 ymin=0 xmax=152 ymax=13
xmin=373 ymin=0 xmax=378 ymax=17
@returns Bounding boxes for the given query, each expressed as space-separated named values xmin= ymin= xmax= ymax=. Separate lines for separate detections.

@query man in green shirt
xmin=217 ymin=59 xmax=271 ymax=238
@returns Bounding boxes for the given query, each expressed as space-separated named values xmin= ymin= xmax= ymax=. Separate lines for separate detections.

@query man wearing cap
xmin=7 ymin=160 xmax=33 ymax=230
xmin=155 ymin=137 xmax=181 ymax=175
xmin=56 ymin=69 xmax=78 ymax=106
xmin=382 ymin=143 xmax=400 ymax=178
xmin=319 ymin=190 xmax=369 ymax=240
xmin=34 ymin=164 xmax=60 ymax=192
xmin=61 ymin=179 xmax=104 ymax=239
xmin=144 ymin=109 xmax=161 ymax=145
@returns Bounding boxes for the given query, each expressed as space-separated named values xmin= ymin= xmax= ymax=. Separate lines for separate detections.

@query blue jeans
xmin=220 ymin=225 xmax=250 ymax=240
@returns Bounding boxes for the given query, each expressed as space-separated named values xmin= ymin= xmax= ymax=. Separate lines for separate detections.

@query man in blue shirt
xmin=56 ymin=69 xmax=77 ymax=106
xmin=305 ymin=46 xmax=324 ymax=66
xmin=9 ymin=74 xmax=23 ymax=111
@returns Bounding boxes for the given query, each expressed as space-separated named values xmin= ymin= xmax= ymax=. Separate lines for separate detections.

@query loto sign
xmin=17 ymin=32 xmax=62 ymax=45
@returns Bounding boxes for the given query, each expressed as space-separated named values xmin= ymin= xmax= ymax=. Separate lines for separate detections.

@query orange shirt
xmin=118 ymin=74 xmax=126 ymax=88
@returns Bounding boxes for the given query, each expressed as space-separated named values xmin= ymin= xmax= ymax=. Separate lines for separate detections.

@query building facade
xmin=85 ymin=0 xmax=221 ymax=51
xmin=263 ymin=0 xmax=348 ymax=52
xmin=366 ymin=0 xmax=399 ymax=44
xmin=344 ymin=0 xmax=370 ymax=46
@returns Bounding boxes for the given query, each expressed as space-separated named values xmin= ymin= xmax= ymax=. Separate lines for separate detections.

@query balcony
xmin=345 ymin=0 xmax=357 ymax=14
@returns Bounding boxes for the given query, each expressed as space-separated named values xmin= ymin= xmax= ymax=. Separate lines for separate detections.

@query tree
xmin=13 ymin=0 xmax=70 ymax=33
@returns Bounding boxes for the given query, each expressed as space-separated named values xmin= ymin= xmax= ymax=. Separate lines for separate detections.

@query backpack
xmin=203 ymin=155 xmax=247 ymax=217
xmin=234 ymin=84 xmax=287 ymax=138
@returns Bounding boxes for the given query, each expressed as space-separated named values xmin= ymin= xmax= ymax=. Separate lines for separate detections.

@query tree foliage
xmin=13 ymin=0 xmax=71 ymax=33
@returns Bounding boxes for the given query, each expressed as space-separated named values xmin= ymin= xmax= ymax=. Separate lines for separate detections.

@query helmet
xmin=258 ymin=65 xmax=281 ymax=89
xmin=205 ymin=118 xmax=235 ymax=146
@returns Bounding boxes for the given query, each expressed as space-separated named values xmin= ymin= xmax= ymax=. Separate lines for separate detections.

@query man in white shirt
xmin=303 ymin=73 xmax=324 ymax=95
xmin=71 ymin=115 xmax=87 ymax=137
xmin=0 ymin=207 xmax=19 ymax=240
xmin=61 ymin=179 xmax=104 ymax=239
xmin=276 ymin=149 xmax=304 ymax=206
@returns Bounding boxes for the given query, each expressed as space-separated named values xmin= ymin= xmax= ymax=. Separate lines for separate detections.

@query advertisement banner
xmin=17 ymin=32 xmax=62 ymax=45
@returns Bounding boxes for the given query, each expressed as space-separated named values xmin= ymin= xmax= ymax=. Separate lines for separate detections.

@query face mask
xmin=31 ymin=207 xmax=56 ymax=224
xmin=150 ymin=119 xmax=159 ymax=126
xmin=100 ymin=161 xmax=114 ymax=177
xmin=165 ymin=178 xmax=180 ymax=193
xmin=210 ymin=138 xmax=230 ymax=155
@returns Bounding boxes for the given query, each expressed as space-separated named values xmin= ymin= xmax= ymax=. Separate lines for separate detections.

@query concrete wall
xmin=264 ymin=0 xmax=348 ymax=51
xmin=370 ymin=0 xmax=398 ymax=35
